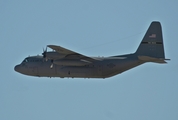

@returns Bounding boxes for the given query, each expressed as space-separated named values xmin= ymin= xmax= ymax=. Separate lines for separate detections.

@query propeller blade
xmin=42 ymin=46 xmax=47 ymax=58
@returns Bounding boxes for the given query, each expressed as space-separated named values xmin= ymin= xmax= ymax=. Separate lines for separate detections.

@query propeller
xmin=42 ymin=46 xmax=54 ymax=68
xmin=42 ymin=47 xmax=47 ymax=61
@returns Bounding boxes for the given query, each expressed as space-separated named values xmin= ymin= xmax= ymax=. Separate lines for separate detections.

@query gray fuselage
xmin=14 ymin=54 xmax=144 ymax=78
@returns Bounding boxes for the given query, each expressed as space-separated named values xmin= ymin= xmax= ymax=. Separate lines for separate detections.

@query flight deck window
xmin=22 ymin=59 xmax=28 ymax=63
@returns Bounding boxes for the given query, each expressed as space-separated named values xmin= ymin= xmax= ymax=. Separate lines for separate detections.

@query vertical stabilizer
xmin=135 ymin=22 xmax=165 ymax=59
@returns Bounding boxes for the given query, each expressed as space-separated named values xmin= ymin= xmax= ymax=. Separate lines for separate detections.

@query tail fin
xmin=135 ymin=21 xmax=169 ymax=63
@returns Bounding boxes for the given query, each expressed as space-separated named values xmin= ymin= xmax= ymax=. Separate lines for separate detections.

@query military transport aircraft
xmin=14 ymin=21 xmax=169 ymax=78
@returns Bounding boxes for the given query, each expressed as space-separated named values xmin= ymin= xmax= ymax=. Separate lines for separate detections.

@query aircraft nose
xmin=14 ymin=65 xmax=20 ymax=72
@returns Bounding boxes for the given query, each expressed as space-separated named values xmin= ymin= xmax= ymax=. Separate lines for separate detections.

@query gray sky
xmin=0 ymin=0 xmax=178 ymax=120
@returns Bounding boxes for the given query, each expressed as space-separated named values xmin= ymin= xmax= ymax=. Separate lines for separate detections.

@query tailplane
xmin=135 ymin=21 xmax=169 ymax=63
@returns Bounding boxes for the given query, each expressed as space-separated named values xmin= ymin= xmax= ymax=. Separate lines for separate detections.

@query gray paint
xmin=14 ymin=21 xmax=169 ymax=78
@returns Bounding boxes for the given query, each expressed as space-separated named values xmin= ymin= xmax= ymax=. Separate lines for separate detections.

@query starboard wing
xmin=47 ymin=45 xmax=98 ymax=62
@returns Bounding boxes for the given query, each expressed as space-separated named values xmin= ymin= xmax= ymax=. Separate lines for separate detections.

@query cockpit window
xmin=22 ymin=58 xmax=29 ymax=63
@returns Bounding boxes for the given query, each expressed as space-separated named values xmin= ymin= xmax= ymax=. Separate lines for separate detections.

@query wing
xmin=47 ymin=45 xmax=99 ymax=62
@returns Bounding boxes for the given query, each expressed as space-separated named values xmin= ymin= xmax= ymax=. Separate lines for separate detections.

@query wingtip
xmin=47 ymin=45 xmax=58 ymax=48
xmin=47 ymin=45 xmax=53 ymax=47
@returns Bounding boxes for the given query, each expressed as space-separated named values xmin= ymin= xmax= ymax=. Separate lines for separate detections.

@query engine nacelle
xmin=53 ymin=59 xmax=91 ymax=66
xmin=45 ymin=51 xmax=65 ymax=60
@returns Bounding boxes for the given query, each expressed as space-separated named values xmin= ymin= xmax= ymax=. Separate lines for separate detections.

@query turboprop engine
xmin=42 ymin=47 xmax=66 ymax=60
xmin=42 ymin=48 xmax=91 ymax=68
xmin=44 ymin=51 xmax=65 ymax=60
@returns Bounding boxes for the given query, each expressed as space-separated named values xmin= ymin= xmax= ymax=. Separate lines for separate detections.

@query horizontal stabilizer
xmin=138 ymin=56 xmax=170 ymax=64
